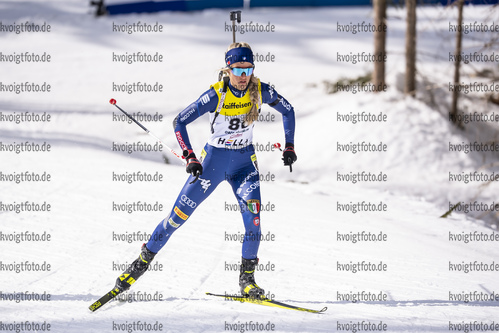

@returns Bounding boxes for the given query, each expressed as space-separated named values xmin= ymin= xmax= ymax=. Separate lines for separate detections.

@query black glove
xmin=184 ymin=150 xmax=203 ymax=180
xmin=282 ymin=142 xmax=297 ymax=172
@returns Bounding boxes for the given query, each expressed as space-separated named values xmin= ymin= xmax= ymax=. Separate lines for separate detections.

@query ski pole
xmin=110 ymin=99 xmax=201 ymax=183
xmin=109 ymin=99 xmax=203 ymax=183
xmin=110 ymin=98 xmax=185 ymax=164
xmin=273 ymin=143 xmax=293 ymax=172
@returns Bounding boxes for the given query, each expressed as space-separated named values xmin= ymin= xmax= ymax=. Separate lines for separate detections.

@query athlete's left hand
xmin=282 ymin=142 xmax=297 ymax=172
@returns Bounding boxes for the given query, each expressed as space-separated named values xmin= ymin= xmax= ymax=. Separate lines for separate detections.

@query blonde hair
xmin=220 ymin=42 xmax=260 ymax=125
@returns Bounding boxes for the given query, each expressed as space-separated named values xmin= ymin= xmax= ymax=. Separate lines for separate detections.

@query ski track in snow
xmin=1 ymin=1 xmax=499 ymax=332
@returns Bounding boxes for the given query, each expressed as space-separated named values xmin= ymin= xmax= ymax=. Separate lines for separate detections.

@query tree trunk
xmin=405 ymin=0 xmax=417 ymax=97
xmin=450 ymin=0 xmax=464 ymax=127
xmin=373 ymin=0 xmax=387 ymax=92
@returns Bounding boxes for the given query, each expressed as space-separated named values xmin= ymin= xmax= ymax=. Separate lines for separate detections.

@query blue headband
xmin=225 ymin=47 xmax=254 ymax=66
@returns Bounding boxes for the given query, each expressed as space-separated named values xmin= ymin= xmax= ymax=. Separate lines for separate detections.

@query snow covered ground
xmin=1 ymin=1 xmax=499 ymax=332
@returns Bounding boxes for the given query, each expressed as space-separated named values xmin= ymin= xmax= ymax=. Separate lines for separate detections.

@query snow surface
xmin=1 ymin=1 xmax=499 ymax=332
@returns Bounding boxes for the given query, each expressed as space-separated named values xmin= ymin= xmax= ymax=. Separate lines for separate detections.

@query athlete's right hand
xmin=184 ymin=150 xmax=203 ymax=177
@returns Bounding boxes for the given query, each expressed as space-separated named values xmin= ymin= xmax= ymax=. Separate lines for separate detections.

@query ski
xmin=206 ymin=292 xmax=327 ymax=314
xmin=89 ymin=287 xmax=123 ymax=312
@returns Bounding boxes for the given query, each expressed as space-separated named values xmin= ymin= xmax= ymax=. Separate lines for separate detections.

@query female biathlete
xmin=114 ymin=42 xmax=297 ymax=298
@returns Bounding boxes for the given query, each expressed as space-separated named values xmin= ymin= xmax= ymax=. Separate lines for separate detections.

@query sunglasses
xmin=230 ymin=66 xmax=254 ymax=76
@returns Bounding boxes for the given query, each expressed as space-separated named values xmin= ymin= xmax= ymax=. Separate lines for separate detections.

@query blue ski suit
xmin=146 ymin=79 xmax=295 ymax=260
